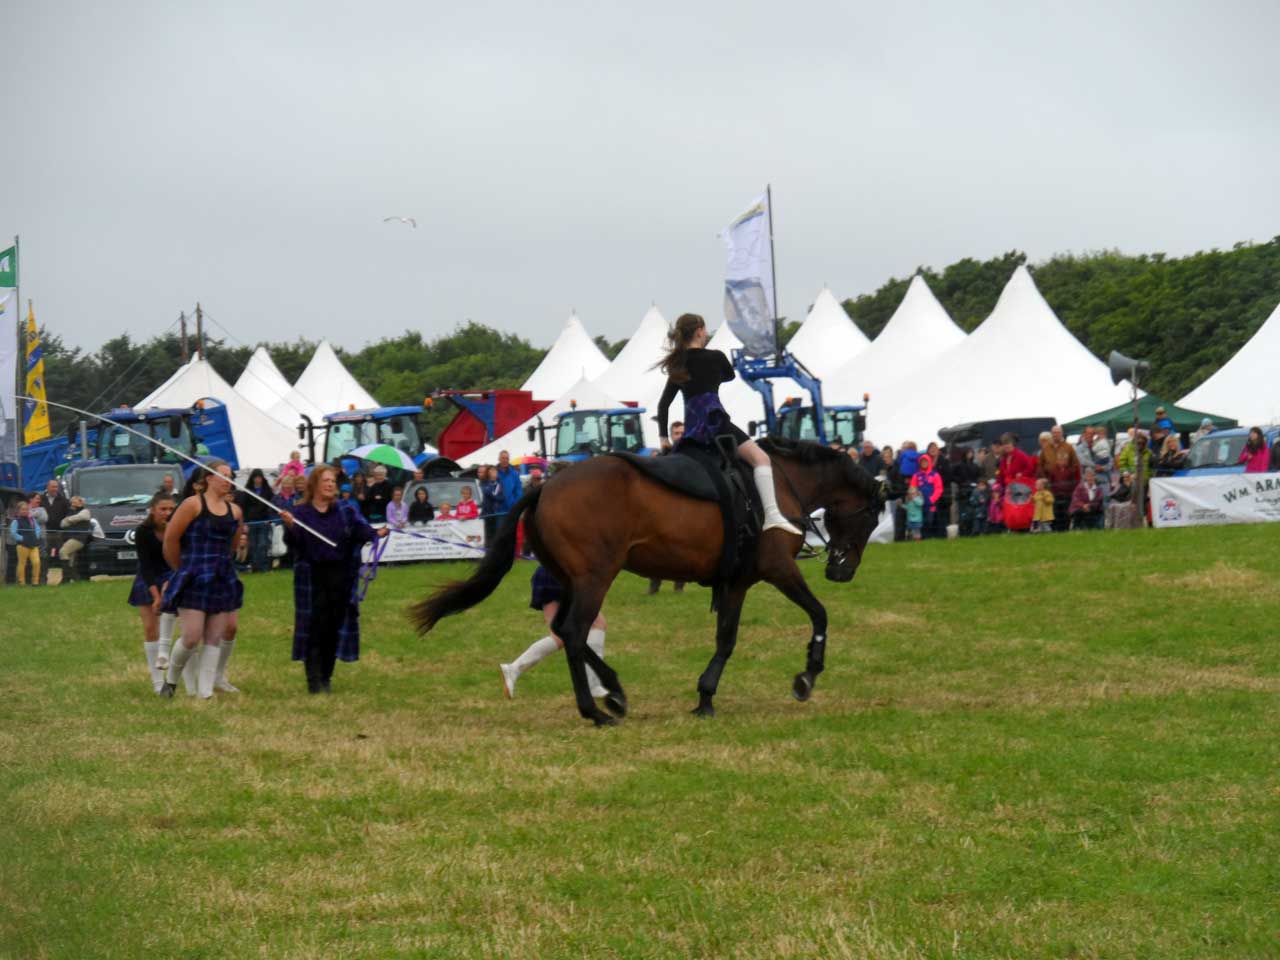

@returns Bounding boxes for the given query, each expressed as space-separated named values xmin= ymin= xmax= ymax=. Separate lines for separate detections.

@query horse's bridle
xmin=771 ymin=458 xmax=881 ymax=568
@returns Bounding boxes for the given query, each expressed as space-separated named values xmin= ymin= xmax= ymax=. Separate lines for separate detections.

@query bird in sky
xmin=383 ymin=216 xmax=417 ymax=228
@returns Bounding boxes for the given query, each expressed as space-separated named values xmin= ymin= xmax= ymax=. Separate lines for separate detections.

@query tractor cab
xmin=775 ymin=399 xmax=867 ymax=448
xmin=300 ymin=406 xmax=434 ymax=469
xmin=527 ymin=405 xmax=651 ymax=465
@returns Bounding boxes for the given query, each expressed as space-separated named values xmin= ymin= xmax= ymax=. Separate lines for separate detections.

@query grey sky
xmin=5 ymin=0 xmax=1278 ymax=356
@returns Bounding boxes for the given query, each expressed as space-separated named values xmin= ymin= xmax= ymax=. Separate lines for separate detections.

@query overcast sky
xmin=4 ymin=0 xmax=1277 ymax=355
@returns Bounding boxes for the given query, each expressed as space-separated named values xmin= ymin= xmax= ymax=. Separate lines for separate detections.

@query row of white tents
xmin=460 ymin=265 xmax=1161 ymax=465
xmin=136 ymin=341 xmax=377 ymax=469
xmin=135 ymin=265 xmax=1278 ymax=470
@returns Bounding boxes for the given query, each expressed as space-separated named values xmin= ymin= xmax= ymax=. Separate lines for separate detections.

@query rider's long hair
xmin=656 ymin=313 xmax=706 ymax=385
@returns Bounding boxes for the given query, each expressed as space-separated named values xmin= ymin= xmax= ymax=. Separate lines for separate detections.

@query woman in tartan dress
xmin=158 ymin=461 xmax=245 ymax=699
xmin=281 ymin=464 xmax=388 ymax=694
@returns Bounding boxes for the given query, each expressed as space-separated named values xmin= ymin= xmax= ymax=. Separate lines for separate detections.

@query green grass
xmin=2 ymin=526 xmax=1278 ymax=959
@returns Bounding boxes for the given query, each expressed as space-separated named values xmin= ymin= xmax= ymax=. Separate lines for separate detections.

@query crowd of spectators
xmin=830 ymin=408 xmax=1280 ymax=541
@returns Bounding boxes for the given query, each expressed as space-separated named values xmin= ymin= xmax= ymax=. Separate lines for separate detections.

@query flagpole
xmin=13 ymin=234 xmax=21 ymax=490
xmin=765 ymin=185 xmax=780 ymax=357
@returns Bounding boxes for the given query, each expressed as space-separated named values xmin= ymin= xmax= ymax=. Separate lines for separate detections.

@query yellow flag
xmin=23 ymin=301 xmax=51 ymax=444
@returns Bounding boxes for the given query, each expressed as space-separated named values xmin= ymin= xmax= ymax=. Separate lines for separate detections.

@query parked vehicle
xmin=64 ymin=464 xmax=181 ymax=576
xmin=1177 ymin=426 xmax=1280 ymax=476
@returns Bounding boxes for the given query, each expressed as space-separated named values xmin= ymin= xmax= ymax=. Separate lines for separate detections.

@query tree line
xmin=32 ymin=237 xmax=1279 ymax=439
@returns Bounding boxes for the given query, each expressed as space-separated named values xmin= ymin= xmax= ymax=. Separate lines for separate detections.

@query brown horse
xmin=411 ymin=439 xmax=883 ymax=726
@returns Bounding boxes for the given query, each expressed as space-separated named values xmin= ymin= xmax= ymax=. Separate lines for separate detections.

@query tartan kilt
xmin=290 ymin=559 xmax=362 ymax=663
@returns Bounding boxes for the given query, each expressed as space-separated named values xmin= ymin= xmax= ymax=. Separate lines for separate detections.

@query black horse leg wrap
xmin=806 ymin=635 xmax=826 ymax=675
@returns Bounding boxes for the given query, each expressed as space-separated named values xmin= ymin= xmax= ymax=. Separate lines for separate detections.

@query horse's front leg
xmin=765 ymin=564 xmax=829 ymax=702
xmin=692 ymin=583 xmax=749 ymax=718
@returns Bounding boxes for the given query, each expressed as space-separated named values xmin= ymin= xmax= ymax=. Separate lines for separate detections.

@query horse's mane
xmin=759 ymin=437 xmax=881 ymax=501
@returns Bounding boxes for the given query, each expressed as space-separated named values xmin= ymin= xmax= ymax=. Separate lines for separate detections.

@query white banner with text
xmin=1149 ymin=472 xmax=1280 ymax=528
xmin=362 ymin=519 xmax=486 ymax=562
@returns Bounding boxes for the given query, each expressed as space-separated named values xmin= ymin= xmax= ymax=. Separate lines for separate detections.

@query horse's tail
xmin=410 ymin=485 xmax=542 ymax=634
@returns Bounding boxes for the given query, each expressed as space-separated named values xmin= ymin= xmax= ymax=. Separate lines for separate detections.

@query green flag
xmin=0 ymin=245 xmax=15 ymax=288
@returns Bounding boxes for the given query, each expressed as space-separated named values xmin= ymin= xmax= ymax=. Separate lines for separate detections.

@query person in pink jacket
xmin=1238 ymin=428 xmax=1272 ymax=473
xmin=909 ymin=453 xmax=943 ymax=535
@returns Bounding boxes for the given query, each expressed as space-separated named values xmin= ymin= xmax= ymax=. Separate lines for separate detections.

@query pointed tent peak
xmin=970 ymin=263 xmax=1067 ymax=342
xmin=1180 ymin=299 xmax=1280 ymax=424
xmin=520 ymin=311 xmax=611 ymax=400
xmin=235 ymin=346 xmax=295 ymax=414
xmin=288 ymin=339 xmax=378 ymax=413
xmin=884 ymin=274 xmax=963 ymax=337
xmin=786 ymin=286 xmax=870 ymax=380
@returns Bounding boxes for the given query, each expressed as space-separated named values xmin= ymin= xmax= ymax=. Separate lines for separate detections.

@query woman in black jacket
xmin=236 ymin=468 xmax=274 ymax=572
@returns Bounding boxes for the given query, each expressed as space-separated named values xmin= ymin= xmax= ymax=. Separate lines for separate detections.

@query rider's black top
xmin=656 ymin=349 xmax=734 ymax=439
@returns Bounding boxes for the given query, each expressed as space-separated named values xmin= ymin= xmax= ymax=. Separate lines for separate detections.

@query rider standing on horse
xmin=655 ymin=313 xmax=803 ymax=537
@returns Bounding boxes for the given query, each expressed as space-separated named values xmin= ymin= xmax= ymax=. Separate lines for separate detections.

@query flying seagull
xmin=383 ymin=216 xmax=417 ymax=228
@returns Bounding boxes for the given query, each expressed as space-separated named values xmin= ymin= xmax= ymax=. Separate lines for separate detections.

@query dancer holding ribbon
xmin=280 ymin=464 xmax=389 ymax=694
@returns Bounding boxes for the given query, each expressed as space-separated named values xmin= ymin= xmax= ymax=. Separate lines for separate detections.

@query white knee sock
xmin=197 ymin=644 xmax=220 ymax=699
xmin=156 ymin=613 xmax=177 ymax=668
xmin=143 ymin=641 xmax=162 ymax=692
xmin=585 ymin=628 xmax=607 ymax=697
xmin=215 ymin=639 xmax=238 ymax=692
xmin=754 ymin=465 xmax=803 ymax=535
xmin=182 ymin=651 xmax=199 ymax=694
xmin=165 ymin=640 xmax=197 ymax=685
xmin=512 ymin=635 xmax=560 ymax=676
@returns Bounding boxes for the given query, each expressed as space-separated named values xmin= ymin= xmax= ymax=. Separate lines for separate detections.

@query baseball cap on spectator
xmin=1154 ymin=406 xmax=1173 ymax=431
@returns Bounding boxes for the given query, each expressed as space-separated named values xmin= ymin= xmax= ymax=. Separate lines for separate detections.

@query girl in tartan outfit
xmin=158 ymin=461 xmax=245 ymax=699
xmin=281 ymin=465 xmax=389 ymax=694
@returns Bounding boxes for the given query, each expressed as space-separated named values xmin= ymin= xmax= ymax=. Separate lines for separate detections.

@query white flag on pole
xmin=720 ymin=192 xmax=777 ymax=357
xmin=0 ymin=289 xmax=17 ymax=462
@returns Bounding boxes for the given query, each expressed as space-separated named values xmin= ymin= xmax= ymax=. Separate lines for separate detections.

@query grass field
xmin=2 ymin=525 xmax=1278 ymax=959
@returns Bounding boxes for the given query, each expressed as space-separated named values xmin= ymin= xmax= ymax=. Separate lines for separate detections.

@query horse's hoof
xmin=603 ymin=691 xmax=628 ymax=718
xmin=691 ymin=703 xmax=715 ymax=718
xmin=591 ymin=712 xmax=618 ymax=727
xmin=792 ymin=672 xmax=814 ymax=702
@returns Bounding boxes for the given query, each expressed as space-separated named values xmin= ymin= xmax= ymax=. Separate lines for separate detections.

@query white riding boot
xmin=753 ymin=466 xmax=803 ymax=536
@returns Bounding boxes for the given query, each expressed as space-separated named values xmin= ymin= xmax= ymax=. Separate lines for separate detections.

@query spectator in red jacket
xmin=1069 ymin=467 xmax=1104 ymax=530
xmin=1043 ymin=446 xmax=1081 ymax=532
xmin=996 ymin=433 xmax=1037 ymax=487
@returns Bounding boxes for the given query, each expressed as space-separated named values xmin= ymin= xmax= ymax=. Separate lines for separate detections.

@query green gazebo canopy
xmin=1061 ymin=394 xmax=1237 ymax=436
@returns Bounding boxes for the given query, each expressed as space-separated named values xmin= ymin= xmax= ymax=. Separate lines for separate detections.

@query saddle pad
xmin=609 ymin=450 xmax=720 ymax=501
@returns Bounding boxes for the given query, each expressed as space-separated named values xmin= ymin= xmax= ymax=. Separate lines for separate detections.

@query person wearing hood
xmin=909 ymin=453 xmax=942 ymax=536
xmin=1191 ymin=417 xmax=1215 ymax=446
xmin=236 ymin=468 xmax=275 ymax=573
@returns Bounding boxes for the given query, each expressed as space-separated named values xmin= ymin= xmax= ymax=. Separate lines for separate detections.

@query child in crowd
xmin=408 ymin=486 xmax=435 ymax=525
xmin=9 ymin=500 xmax=43 ymax=585
xmin=434 ymin=501 xmax=454 ymax=521
xmin=904 ymin=487 xmax=924 ymax=541
xmin=277 ymin=449 xmax=306 ymax=487
xmin=987 ymin=478 xmax=1004 ymax=531
xmin=453 ymin=486 xmax=480 ymax=520
xmin=386 ymin=486 xmax=409 ymax=529
xmin=968 ymin=479 xmax=990 ymax=536
xmin=1031 ymin=478 xmax=1055 ymax=533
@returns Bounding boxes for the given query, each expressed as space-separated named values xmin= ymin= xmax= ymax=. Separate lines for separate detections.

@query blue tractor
xmin=527 ymin=403 xmax=653 ymax=466
xmin=299 ymin=405 xmax=459 ymax=479
xmin=734 ymin=349 xmax=867 ymax=447
xmin=13 ymin=402 xmax=238 ymax=491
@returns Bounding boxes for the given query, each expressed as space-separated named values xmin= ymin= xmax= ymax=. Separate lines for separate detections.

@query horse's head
xmin=819 ymin=476 xmax=882 ymax=582
xmin=762 ymin=438 xmax=883 ymax=584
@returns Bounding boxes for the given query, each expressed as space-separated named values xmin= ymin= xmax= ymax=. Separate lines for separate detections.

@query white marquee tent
xmin=823 ymin=274 xmax=967 ymax=432
xmin=136 ymin=356 xmax=301 ymax=468
xmin=234 ymin=347 xmax=299 ymax=425
xmin=269 ymin=341 xmax=377 ymax=427
xmin=786 ymin=287 xmax=870 ymax=380
xmin=521 ymin=313 xmax=610 ymax=401
xmin=869 ymin=266 xmax=1135 ymax=446
xmin=590 ymin=305 xmax=670 ymax=447
xmin=459 ymin=376 xmax=623 ymax=467
xmin=1179 ymin=300 xmax=1280 ymax=426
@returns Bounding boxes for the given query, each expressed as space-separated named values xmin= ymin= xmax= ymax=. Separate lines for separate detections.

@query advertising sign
xmin=1150 ymin=473 xmax=1280 ymax=528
